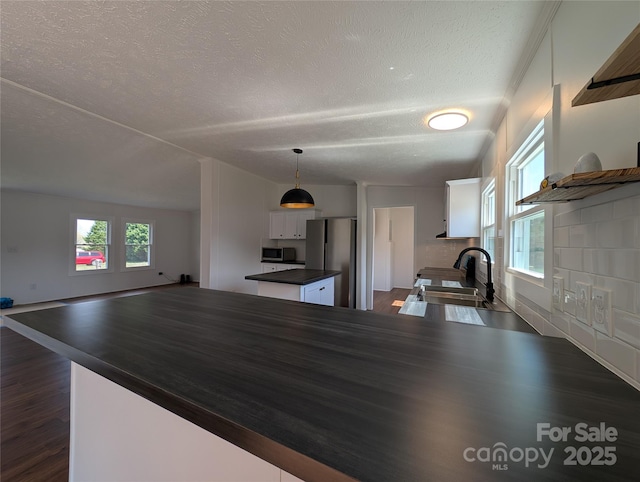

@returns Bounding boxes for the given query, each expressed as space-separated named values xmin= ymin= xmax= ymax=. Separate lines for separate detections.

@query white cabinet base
xmin=70 ymin=363 xmax=304 ymax=482
xmin=256 ymin=277 xmax=335 ymax=306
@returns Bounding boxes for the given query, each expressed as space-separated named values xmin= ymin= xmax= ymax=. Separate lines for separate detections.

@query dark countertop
xmin=262 ymin=260 xmax=306 ymax=265
xmin=245 ymin=268 xmax=340 ymax=285
xmin=5 ymin=287 xmax=640 ymax=481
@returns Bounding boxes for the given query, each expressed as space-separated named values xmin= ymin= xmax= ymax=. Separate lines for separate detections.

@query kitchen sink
xmin=417 ymin=285 xmax=510 ymax=312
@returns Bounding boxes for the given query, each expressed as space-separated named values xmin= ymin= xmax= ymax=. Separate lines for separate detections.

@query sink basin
xmin=417 ymin=285 xmax=510 ymax=312
xmin=420 ymin=287 xmax=483 ymax=308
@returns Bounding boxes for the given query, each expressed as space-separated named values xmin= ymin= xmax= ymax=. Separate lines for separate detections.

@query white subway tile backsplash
xmin=545 ymin=194 xmax=640 ymax=386
xmin=569 ymin=319 xmax=596 ymax=352
xmin=583 ymin=249 xmax=640 ymax=281
xmin=594 ymin=276 xmax=637 ymax=313
xmin=614 ymin=310 xmax=640 ymax=350
xmin=613 ymin=195 xmax=640 ymax=219
xmin=568 ymin=271 xmax=596 ymax=289
xmin=583 ymin=249 xmax=608 ymax=276
xmin=570 ymin=224 xmax=597 ymax=248
xmin=581 ymin=203 xmax=613 ymax=224
xmin=515 ymin=300 xmax=544 ymax=334
xmin=596 ymin=333 xmax=636 ymax=379
xmin=596 ymin=218 xmax=637 ymax=249
xmin=554 ymin=226 xmax=570 ymax=247
xmin=555 ymin=248 xmax=583 ymax=271
xmin=544 ymin=321 xmax=565 ymax=338
xmin=555 ymin=209 xmax=581 ymax=227
xmin=549 ymin=312 xmax=570 ymax=333
xmin=611 ymin=250 xmax=640 ymax=282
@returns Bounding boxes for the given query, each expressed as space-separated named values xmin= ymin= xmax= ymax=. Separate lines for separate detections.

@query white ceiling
xmin=1 ymin=1 xmax=554 ymax=210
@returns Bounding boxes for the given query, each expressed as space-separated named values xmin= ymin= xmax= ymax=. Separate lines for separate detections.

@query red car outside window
xmin=76 ymin=251 xmax=106 ymax=266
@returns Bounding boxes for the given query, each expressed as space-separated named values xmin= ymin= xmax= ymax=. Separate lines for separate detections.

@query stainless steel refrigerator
xmin=305 ymin=218 xmax=357 ymax=308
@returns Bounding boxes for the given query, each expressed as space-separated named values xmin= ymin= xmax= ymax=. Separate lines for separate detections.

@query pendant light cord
xmin=295 ymin=151 xmax=300 ymax=187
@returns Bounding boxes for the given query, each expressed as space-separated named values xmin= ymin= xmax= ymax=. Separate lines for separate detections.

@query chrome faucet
xmin=453 ymin=247 xmax=494 ymax=302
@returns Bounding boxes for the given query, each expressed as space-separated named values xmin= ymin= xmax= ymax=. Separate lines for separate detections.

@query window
xmin=507 ymin=120 xmax=545 ymax=277
xmin=124 ymin=220 xmax=153 ymax=269
xmin=74 ymin=217 xmax=111 ymax=272
xmin=481 ymin=181 xmax=496 ymax=262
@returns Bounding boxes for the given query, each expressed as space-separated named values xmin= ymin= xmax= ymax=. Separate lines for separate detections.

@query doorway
xmin=372 ymin=206 xmax=415 ymax=294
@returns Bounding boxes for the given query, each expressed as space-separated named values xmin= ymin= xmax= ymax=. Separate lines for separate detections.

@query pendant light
xmin=280 ymin=148 xmax=315 ymax=208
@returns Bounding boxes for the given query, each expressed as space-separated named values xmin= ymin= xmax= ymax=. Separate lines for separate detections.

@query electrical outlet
xmin=553 ymin=276 xmax=564 ymax=311
xmin=591 ymin=288 xmax=613 ymax=336
xmin=575 ymin=282 xmax=591 ymax=325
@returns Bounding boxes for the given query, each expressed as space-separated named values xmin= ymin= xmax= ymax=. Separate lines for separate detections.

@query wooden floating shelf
xmin=572 ymin=23 xmax=640 ymax=106
xmin=516 ymin=167 xmax=640 ymax=205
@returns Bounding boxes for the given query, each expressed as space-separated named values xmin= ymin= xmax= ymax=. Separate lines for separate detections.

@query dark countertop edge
xmin=245 ymin=270 xmax=341 ymax=285
xmin=3 ymin=316 xmax=354 ymax=482
xmin=261 ymin=260 xmax=306 ymax=265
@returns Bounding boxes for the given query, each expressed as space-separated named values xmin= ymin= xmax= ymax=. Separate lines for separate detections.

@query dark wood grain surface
xmin=245 ymin=268 xmax=341 ymax=285
xmin=5 ymin=287 xmax=640 ymax=481
xmin=0 ymin=327 xmax=70 ymax=482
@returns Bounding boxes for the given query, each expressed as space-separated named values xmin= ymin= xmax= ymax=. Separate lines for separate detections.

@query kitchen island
xmin=5 ymin=287 xmax=640 ymax=481
xmin=246 ymin=268 xmax=340 ymax=306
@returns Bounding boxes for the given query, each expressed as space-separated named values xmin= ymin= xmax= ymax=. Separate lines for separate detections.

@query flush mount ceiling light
xmin=280 ymin=148 xmax=315 ymax=208
xmin=427 ymin=111 xmax=469 ymax=131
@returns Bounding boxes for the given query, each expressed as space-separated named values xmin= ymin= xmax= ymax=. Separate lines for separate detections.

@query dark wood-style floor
xmin=372 ymin=288 xmax=412 ymax=314
xmin=1 ymin=326 xmax=70 ymax=482
xmin=0 ymin=286 xmax=404 ymax=480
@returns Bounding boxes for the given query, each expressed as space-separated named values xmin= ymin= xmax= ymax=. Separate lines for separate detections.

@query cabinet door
xmin=446 ymin=178 xmax=481 ymax=238
xmin=261 ymin=264 xmax=279 ymax=273
xmin=283 ymin=213 xmax=298 ymax=239
xmin=303 ymin=278 xmax=334 ymax=306
xmin=269 ymin=212 xmax=286 ymax=239
xmin=295 ymin=211 xmax=316 ymax=239
xmin=303 ymin=284 xmax=322 ymax=305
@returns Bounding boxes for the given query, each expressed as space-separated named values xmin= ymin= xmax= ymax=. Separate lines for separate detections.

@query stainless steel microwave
xmin=261 ymin=247 xmax=296 ymax=262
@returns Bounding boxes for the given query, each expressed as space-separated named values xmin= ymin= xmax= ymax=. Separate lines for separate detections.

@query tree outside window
xmin=125 ymin=222 xmax=152 ymax=268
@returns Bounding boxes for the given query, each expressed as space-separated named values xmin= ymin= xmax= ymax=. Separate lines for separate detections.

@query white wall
xmin=1 ymin=190 xmax=195 ymax=305
xmin=480 ymin=2 xmax=640 ymax=388
xmin=200 ymin=159 xmax=278 ymax=294
xmin=372 ymin=208 xmax=391 ymax=291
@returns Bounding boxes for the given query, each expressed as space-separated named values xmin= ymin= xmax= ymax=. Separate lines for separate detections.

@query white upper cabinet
xmin=269 ymin=212 xmax=287 ymax=239
xmin=445 ymin=178 xmax=481 ymax=238
xmin=269 ymin=210 xmax=319 ymax=239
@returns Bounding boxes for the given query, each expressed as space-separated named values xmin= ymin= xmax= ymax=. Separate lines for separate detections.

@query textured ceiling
xmin=1 ymin=1 xmax=550 ymax=210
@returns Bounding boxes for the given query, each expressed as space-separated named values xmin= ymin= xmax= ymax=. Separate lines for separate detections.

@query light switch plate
xmin=591 ymin=287 xmax=613 ymax=336
xmin=575 ymin=282 xmax=591 ymax=325
xmin=553 ymin=276 xmax=564 ymax=311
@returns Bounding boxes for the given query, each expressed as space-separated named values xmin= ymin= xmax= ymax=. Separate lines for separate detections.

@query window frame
xmin=70 ymin=214 xmax=114 ymax=276
xmin=506 ymin=119 xmax=546 ymax=280
xmin=121 ymin=218 xmax=155 ymax=272
xmin=481 ymin=179 xmax=496 ymax=265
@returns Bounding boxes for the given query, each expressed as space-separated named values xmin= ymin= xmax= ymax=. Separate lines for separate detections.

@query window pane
xmin=511 ymin=212 xmax=544 ymax=275
xmin=75 ymin=219 xmax=108 ymax=271
xmin=125 ymin=222 xmax=151 ymax=268
xmin=483 ymin=226 xmax=495 ymax=262
xmin=518 ymin=146 xmax=544 ymax=200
